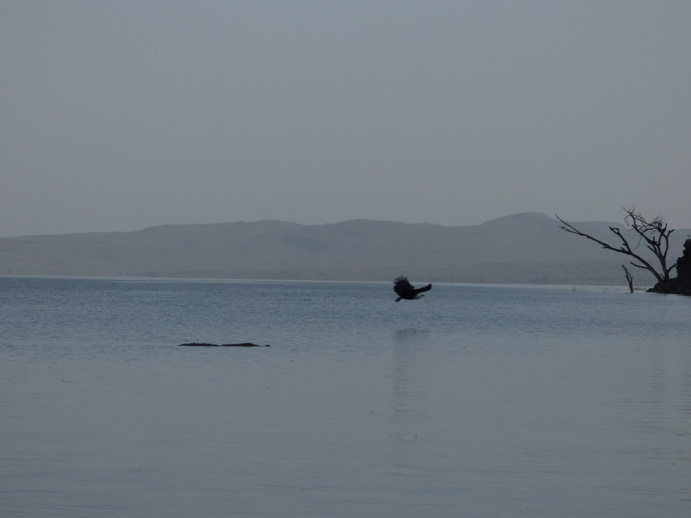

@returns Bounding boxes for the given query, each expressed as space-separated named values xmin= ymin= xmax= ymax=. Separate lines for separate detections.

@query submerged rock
xmin=179 ymin=342 xmax=271 ymax=347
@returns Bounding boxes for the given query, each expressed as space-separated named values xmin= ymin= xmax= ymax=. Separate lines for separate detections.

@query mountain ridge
xmin=2 ymin=213 xmax=688 ymax=285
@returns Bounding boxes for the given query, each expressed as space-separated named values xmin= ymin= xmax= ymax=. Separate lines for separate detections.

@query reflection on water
xmin=390 ymin=328 xmax=431 ymax=475
xmin=392 ymin=328 xmax=431 ymax=426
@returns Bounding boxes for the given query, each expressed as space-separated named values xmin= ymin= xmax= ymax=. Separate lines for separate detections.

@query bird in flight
xmin=393 ymin=276 xmax=432 ymax=302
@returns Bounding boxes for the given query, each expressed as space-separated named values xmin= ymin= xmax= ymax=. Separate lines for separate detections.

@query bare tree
xmin=555 ymin=207 xmax=677 ymax=285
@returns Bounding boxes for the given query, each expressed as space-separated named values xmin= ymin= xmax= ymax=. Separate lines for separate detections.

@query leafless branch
xmin=556 ymin=208 xmax=677 ymax=284
xmin=621 ymin=264 xmax=634 ymax=293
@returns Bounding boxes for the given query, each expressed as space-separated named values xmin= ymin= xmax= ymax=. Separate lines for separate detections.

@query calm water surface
xmin=1 ymin=277 xmax=690 ymax=517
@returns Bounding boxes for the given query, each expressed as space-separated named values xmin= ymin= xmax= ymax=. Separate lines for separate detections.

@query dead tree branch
xmin=621 ymin=264 xmax=634 ymax=293
xmin=556 ymin=207 xmax=677 ymax=284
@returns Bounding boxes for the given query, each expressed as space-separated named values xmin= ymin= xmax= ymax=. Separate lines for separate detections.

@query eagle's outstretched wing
xmin=414 ymin=283 xmax=432 ymax=294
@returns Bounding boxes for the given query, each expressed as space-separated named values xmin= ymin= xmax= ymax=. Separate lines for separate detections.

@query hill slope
xmin=1 ymin=213 xmax=687 ymax=285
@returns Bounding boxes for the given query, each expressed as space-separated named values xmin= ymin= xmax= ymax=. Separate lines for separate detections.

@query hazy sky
xmin=2 ymin=1 xmax=690 ymax=236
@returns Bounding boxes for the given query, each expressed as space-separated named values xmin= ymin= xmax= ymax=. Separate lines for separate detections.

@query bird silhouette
xmin=393 ymin=276 xmax=432 ymax=302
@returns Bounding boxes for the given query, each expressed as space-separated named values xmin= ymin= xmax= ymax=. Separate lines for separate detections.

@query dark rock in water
xmin=179 ymin=342 xmax=271 ymax=347
xmin=648 ymin=238 xmax=691 ymax=296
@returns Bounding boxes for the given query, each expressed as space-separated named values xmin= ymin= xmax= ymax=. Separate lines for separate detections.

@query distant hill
xmin=1 ymin=212 xmax=688 ymax=286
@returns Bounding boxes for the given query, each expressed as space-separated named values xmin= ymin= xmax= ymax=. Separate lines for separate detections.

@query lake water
xmin=1 ymin=276 xmax=690 ymax=517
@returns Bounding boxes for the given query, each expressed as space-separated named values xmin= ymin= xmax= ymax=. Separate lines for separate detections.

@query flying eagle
xmin=393 ymin=276 xmax=432 ymax=302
